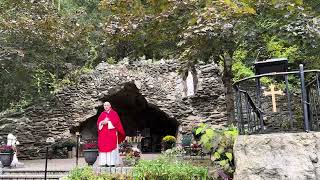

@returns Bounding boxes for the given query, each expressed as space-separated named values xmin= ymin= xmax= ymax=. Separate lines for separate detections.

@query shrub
xmin=63 ymin=166 xmax=134 ymax=180
xmin=196 ymin=124 xmax=238 ymax=178
xmin=133 ymin=157 xmax=208 ymax=180
xmin=162 ymin=135 xmax=176 ymax=151
xmin=162 ymin=135 xmax=176 ymax=143
xmin=64 ymin=166 xmax=95 ymax=180
xmin=163 ymin=146 xmax=186 ymax=158
xmin=62 ymin=138 xmax=77 ymax=151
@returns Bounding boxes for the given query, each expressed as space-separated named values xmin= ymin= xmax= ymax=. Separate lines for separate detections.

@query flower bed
xmin=133 ymin=157 xmax=208 ymax=180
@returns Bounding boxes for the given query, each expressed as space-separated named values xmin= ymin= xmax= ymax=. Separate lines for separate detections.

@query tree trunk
xmin=223 ymin=52 xmax=235 ymax=125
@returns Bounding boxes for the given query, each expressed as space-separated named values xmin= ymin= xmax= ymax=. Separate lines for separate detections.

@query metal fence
xmin=234 ymin=64 xmax=320 ymax=135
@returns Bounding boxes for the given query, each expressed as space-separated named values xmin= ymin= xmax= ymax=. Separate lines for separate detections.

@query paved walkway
xmin=3 ymin=153 xmax=160 ymax=171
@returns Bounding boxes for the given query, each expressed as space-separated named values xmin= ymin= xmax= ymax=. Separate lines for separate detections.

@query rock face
xmin=0 ymin=60 xmax=227 ymax=159
xmin=234 ymin=132 xmax=320 ymax=180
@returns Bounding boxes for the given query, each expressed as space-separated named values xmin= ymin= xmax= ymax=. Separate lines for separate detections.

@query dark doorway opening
xmin=73 ymin=82 xmax=179 ymax=152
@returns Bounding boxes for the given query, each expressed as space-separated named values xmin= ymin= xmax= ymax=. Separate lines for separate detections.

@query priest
xmin=97 ymin=101 xmax=126 ymax=167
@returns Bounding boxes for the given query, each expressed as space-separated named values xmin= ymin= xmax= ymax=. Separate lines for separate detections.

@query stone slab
xmin=234 ymin=132 xmax=320 ymax=180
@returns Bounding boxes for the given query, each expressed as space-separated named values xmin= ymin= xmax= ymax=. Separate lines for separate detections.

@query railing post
xmin=45 ymin=146 xmax=48 ymax=180
xmin=285 ymin=75 xmax=294 ymax=129
xmin=316 ymin=73 xmax=320 ymax=130
xmin=235 ymin=86 xmax=241 ymax=132
xmin=300 ymin=64 xmax=310 ymax=132
xmin=256 ymin=77 xmax=261 ymax=108
xmin=76 ymin=132 xmax=80 ymax=166
xmin=316 ymin=73 xmax=320 ymax=96
xmin=244 ymin=93 xmax=250 ymax=134
xmin=237 ymin=89 xmax=245 ymax=135
xmin=44 ymin=137 xmax=55 ymax=180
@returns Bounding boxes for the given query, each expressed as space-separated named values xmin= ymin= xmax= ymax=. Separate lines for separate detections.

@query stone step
xmin=0 ymin=174 xmax=65 ymax=180
xmin=2 ymin=170 xmax=68 ymax=175
xmin=0 ymin=167 xmax=133 ymax=179
xmin=0 ymin=170 xmax=68 ymax=180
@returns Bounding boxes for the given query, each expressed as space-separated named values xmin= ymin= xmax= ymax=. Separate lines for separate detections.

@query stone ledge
xmin=234 ymin=132 xmax=320 ymax=180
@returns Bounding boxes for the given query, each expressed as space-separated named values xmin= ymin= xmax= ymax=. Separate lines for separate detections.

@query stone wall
xmin=0 ymin=60 xmax=227 ymax=159
xmin=234 ymin=132 xmax=320 ymax=180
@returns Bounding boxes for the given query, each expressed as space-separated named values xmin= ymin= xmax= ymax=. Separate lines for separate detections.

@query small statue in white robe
xmin=7 ymin=133 xmax=24 ymax=168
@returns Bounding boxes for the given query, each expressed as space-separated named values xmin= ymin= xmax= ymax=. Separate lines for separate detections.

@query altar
xmin=123 ymin=128 xmax=162 ymax=153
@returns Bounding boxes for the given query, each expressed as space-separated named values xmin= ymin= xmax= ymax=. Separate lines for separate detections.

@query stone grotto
xmin=0 ymin=59 xmax=227 ymax=159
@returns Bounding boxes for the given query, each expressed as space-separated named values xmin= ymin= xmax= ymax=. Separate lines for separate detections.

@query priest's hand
xmin=102 ymin=118 xmax=109 ymax=125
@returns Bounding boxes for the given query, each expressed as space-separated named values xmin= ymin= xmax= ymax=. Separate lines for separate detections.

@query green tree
xmin=0 ymin=0 xmax=93 ymax=111
xmin=99 ymin=0 xmax=320 ymax=124
xmin=1 ymin=0 xmax=320 ymax=120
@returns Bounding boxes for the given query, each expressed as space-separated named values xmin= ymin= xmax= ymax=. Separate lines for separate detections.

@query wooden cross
xmin=263 ymin=84 xmax=284 ymax=112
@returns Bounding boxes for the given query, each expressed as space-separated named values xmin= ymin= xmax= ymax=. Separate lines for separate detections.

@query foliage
xmin=119 ymin=140 xmax=133 ymax=155
xmin=162 ymin=135 xmax=176 ymax=143
xmin=109 ymin=0 xmax=314 ymax=123
xmin=0 ymin=145 xmax=14 ymax=154
xmin=1 ymin=0 xmax=320 ymax=127
xmin=64 ymin=166 xmax=95 ymax=180
xmin=163 ymin=146 xmax=186 ymax=158
xmin=0 ymin=0 xmax=95 ymax=111
xmin=232 ymin=50 xmax=254 ymax=82
xmin=190 ymin=142 xmax=203 ymax=156
xmin=162 ymin=135 xmax=176 ymax=150
xmin=122 ymin=146 xmax=141 ymax=166
xmin=64 ymin=166 xmax=133 ymax=180
xmin=62 ymin=138 xmax=77 ymax=148
xmin=128 ymin=148 xmax=141 ymax=158
xmin=122 ymin=155 xmax=136 ymax=167
xmin=196 ymin=124 xmax=238 ymax=177
xmin=133 ymin=157 xmax=208 ymax=180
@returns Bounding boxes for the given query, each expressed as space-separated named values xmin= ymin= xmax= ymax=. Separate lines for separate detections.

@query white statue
xmin=7 ymin=133 xmax=24 ymax=168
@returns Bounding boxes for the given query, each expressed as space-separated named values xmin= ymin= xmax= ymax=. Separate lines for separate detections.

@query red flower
xmin=191 ymin=143 xmax=200 ymax=149
xmin=0 ymin=145 xmax=14 ymax=154
xmin=83 ymin=143 xmax=98 ymax=150
xmin=82 ymin=139 xmax=98 ymax=150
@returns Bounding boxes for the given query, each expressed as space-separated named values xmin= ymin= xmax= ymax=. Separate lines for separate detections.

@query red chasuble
xmin=97 ymin=108 xmax=126 ymax=152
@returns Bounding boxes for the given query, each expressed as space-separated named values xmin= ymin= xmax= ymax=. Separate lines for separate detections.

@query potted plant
xmin=190 ymin=141 xmax=202 ymax=156
xmin=162 ymin=135 xmax=176 ymax=151
xmin=0 ymin=145 xmax=14 ymax=167
xmin=192 ymin=127 xmax=204 ymax=141
xmin=82 ymin=140 xmax=98 ymax=166
xmin=119 ymin=140 xmax=132 ymax=156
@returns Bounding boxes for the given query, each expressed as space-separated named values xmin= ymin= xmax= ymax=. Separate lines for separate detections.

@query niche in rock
xmin=182 ymin=68 xmax=198 ymax=97
xmin=73 ymin=82 xmax=179 ymax=152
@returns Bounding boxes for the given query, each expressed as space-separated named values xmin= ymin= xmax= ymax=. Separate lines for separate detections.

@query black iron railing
xmin=234 ymin=86 xmax=264 ymax=134
xmin=234 ymin=64 xmax=320 ymax=135
xmin=306 ymin=73 xmax=320 ymax=131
